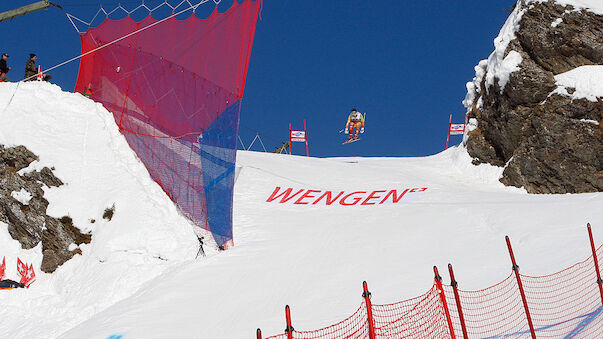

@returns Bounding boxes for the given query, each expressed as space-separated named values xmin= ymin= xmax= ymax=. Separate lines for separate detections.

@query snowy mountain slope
xmin=0 ymin=83 xmax=601 ymax=338
xmin=58 ymin=151 xmax=601 ymax=338
xmin=0 ymin=82 xmax=204 ymax=338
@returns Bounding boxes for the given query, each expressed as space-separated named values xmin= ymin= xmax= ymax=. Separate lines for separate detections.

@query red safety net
xmin=74 ymin=0 xmax=261 ymax=247
xmin=443 ymin=274 xmax=532 ymax=338
xmin=372 ymin=286 xmax=450 ymax=337
xmin=266 ymin=304 xmax=370 ymax=339
xmin=262 ymin=244 xmax=603 ymax=339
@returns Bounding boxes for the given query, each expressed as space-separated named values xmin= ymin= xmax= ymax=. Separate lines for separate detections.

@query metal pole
xmin=285 ymin=305 xmax=294 ymax=339
xmin=448 ymin=264 xmax=468 ymax=339
xmin=247 ymin=134 xmax=259 ymax=151
xmin=362 ymin=281 xmax=376 ymax=339
xmin=505 ymin=236 xmax=536 ymax=339
xmin=257 ymin=135 xmax=268 ymax=152
xmin=288 ymin=123 xmax=292 ymax=156
xmin=587 ymin=223 xmax=603 ymax=305
xmin=434 ymin=266 xmax=456 ymax=339
xmin=238 ymin=135 xmax=246 ymax=150
xmin=304 ymin=120 xmax=309 ymax=157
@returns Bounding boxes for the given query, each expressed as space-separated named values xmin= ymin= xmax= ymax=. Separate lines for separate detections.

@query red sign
xmin=0 ymin=257 xmax=5 ymax=280
xmin=266 ymin=187 xmax=428 ymax=206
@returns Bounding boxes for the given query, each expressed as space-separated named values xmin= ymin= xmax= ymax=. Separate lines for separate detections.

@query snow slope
xmin=0 ymin=82 xmax=203 ymax=338
xmin=0 ymin=83 xmax=602 ymax=338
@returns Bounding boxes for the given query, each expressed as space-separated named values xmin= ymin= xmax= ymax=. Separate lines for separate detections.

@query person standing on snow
xmin=24 ymin=54 xmax=38 ymax=81
xmin=345 ymin=108 xmax=365 ymax=140
xmin=0 ymin=53 xmax=11 ymax=82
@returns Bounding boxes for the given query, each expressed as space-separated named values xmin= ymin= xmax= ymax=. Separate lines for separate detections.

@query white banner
xmin=449 ymin=124 xmax=465 ymax=135
xmin=290 ymin=130 xmax=306 ymax=142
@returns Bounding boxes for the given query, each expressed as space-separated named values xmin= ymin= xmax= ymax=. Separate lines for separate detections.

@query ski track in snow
xmin=0 ymin=82 xmax=601 ymax=338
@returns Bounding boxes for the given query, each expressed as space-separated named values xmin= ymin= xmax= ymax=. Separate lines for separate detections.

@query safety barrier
xmin=258 ymin=223 xmax=603 ymax=338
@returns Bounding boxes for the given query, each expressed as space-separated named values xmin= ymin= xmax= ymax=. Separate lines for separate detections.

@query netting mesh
xmin=443 ymin=274 xmax=531 ymax=338
xmin=262 ymin=244 xmax=603 ymax=338
xmin=265 ymin=304 xmax=369 ymax=339
xmin=372 ymin=286 xmax=451 ymax=338
xmin=74 ymin=0 xmax=261 ymax=246
xmin=518 ymin=246 xmax=603 ymax=338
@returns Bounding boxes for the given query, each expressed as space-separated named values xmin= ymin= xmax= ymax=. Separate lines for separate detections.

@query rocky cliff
xmin=0 ymin=145 xmax=91 ymax=273
xmin=464 ymin=0 xmax=602 ymax=193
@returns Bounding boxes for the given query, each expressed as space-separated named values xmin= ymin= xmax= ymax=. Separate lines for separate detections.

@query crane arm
xmin=0 ymin=1 xmax=62 ymax=23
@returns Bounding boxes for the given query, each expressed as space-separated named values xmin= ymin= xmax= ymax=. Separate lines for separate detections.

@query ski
xmin=342 ymin=138 xmax=361 ymax=145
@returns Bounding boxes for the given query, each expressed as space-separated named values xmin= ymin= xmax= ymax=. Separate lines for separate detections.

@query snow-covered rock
xmin=464 ymin=0 xmax=602 ymax=193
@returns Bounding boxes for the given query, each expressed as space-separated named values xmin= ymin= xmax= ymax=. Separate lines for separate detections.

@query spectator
xmin=24 ymin=53 xmax=37 ymax=81
xmin=0 ymin=53 xmax=11 ymax=82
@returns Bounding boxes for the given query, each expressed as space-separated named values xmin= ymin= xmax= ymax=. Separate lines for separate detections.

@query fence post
xmin=587 ymin=223 xmax=603 ymax=305
xmin=505 ymin=236 xmax=536 ymax=339
xmin=362 ymin=281 xmax=376 ymax=339
xmin=448 ymin=264 xmax=468 ymax=339
xmin=434 ymin=266 xmax=456 ymax=339
xmin=284 ymin=305 xmax=294 ymax=339
xmin=256 ymin=328 xmax=262 ymax=339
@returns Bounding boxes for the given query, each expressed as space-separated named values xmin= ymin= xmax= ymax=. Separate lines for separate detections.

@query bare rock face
xmin=465 ymin=0 xmax=603 ymax=193
xmin=0 ymin=145 xmax=91 ymax=273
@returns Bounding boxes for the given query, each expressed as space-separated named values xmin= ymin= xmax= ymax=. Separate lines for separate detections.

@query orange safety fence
xmin=259 ymin=224 xmax=603 ymax=339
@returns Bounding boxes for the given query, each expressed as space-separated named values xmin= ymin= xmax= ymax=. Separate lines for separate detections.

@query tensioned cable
xmin=22 ymin=0 xmax=218 ymax=82
xmin=1 ymin=1 xmax=217 ymax=115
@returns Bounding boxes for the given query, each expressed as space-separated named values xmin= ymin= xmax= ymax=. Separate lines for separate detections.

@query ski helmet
xmin=351 ymin=108 xmax=357 ymax=112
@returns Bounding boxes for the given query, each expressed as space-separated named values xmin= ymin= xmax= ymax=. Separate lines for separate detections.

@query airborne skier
xmin=344 ymin=108 xmax=365 ymax=143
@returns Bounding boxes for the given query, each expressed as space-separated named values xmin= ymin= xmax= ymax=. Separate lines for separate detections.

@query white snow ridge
xmin=551 ymin=65 xmax=603 ymax=102
xmin=0 ymin=83 xmax=602 ymax=338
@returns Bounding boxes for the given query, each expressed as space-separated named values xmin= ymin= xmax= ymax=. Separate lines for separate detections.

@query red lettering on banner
xmin=361 ymin=190 xmax=386 ymax=205
xmin=266 ymin=187 xmax=305 ymax=203
xmin=380 ymin=189 xmax=409 ymax=204
xmin=294 ymin=190 xmax=321 ymax=205
xmin=313 ymin=191 xmax=344 ymax=205
xmin=340 ymin=192 xmax=367 ymax=206
xmin=266 ymin=187 xmax=428 ymax=205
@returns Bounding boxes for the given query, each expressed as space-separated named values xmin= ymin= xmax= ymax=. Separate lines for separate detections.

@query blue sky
xmin=1 ymin=0 xmax=514 ymax=157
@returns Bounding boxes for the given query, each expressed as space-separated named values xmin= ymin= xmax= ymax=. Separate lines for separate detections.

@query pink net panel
xmin=75 ymin=0 xmax=262 ymax=247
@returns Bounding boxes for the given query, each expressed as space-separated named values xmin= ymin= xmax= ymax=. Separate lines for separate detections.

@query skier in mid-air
xmin=344 ymin=108 xmax=365 ymax=143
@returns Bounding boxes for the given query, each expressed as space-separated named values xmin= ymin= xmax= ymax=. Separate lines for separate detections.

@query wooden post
xmin=587 ymin=223 xmax=603 ymax=305
xmin=448 ymin=264 xmax=468 ymax=339
xmin=362 ymin=281 xmax=376 ymax=339
xmin=505 ymin=236 xmax=536 ymax=339
xmin=434 ymin=266 xmax=456 ymax=339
